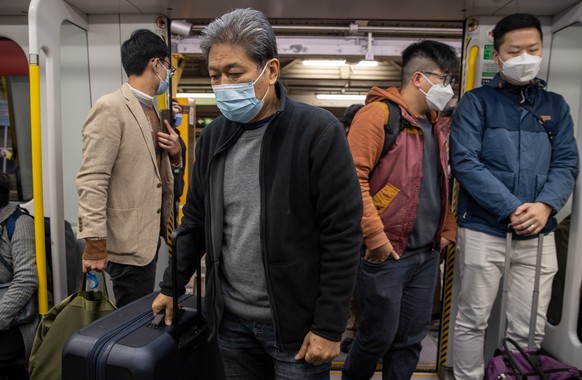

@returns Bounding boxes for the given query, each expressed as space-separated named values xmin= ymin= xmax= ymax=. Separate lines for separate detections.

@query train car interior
xmin=0 ymin=0 xmax=581 ymax=378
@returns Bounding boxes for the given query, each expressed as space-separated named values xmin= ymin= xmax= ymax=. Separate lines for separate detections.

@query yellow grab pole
xmin=466 ymin=45 xmax=479 ymax=92
xmin=29 ymin=56 xmax=49 ymax=314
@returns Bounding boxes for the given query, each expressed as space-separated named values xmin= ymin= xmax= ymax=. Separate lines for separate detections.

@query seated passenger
xmin=0 ymin=174 xmax=38 ymax=380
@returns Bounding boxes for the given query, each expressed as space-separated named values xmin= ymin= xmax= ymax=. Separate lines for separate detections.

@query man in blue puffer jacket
xmin=450 ymin=13 xmax=579 ymax=380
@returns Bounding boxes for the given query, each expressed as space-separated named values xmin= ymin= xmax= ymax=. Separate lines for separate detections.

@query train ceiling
xmin=1 ymin=0 xmax=580 ymax=20
xmin=1 ymin=0 xmax=580 ymax=111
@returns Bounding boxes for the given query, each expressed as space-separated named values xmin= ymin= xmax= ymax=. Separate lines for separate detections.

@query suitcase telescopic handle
xmin=498 ymin=224 xmax=513 ymax=345
xmin=498 ymin=224 xmax=545 ymax=349
xmin=528 ymin=233 xmax=544 ymax=349
xmin=170 ymin=225 xmax=202 ymax=328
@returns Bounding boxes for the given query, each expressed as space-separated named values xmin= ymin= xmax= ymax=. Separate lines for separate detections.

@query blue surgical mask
xmin=212 ymin=64 xmax=269 ymax=123
xmin=174 ymin=113 xmax=183 ymax=127
xmin=154 ymin=66 xmax=170 ymax=96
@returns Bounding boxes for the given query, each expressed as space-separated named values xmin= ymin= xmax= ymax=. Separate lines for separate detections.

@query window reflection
xmin=0 ymin=37 xmax=32 ymax=201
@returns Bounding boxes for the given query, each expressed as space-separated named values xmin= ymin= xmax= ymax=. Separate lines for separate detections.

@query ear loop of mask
xmin=417 ymin=72 xmax=435 ymax=96
xmin=255 ymin=61 xmax=272 ymax=101
xmin=154 ymin=58 xmax=168 ymax=80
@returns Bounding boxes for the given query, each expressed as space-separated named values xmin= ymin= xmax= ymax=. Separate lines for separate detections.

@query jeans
xmin=106 ymin=252 xmax=158 ymax=308
xmin=453 ymin=228 xmax=557 ymax=380
xmin=342 ymin=250 xmax=439 ymax=380
xmin=218 ymin=312 xmax=331 ymax=380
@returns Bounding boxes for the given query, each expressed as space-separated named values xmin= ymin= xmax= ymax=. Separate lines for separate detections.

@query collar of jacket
xmin=490 ymin=73 xmax=545 ymax=91
xmin=488 ymin=73 xmax=546 ymax=104
xmin=274 ymin=81 xmax=288 ymax=114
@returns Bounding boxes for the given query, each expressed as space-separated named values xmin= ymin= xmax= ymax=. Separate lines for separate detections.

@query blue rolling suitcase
xmin=62 ymin=226 xmax=225 ymax=379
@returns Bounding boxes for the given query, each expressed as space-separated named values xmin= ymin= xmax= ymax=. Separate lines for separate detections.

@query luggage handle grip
xmin=151 ymin=312 xmax=165 ymax=328
xmin=502 ymin=337 xmax=547 ymax=380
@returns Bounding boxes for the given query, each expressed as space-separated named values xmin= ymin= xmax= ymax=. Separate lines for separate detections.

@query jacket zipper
xmin=205 ymin=126 xmax=243 ymax=335
xmin=257 ymin=111 xmax=284 ymax=351
xmin=88 ymin=309 xmax=152 ymax=379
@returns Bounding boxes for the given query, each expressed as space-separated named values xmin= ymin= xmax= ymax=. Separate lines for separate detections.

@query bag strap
xmin=497 ymin=89 xmax=554 ymax=142
xmin=379 ymin=99 xmax=403 ymax=159
xmin=1 ymin=207 xmax=28 ymax=241
xmin=0 ymin=208 xmax=28 ymax=273
xmin=502 ymin=337 xmax=547 ymax=380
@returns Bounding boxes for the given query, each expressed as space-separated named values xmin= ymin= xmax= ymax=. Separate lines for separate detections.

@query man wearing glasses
xmin=342 ymin=40 xmax=458 ymax=380
xmin=76 ymin=29 xmax=182 ymax=307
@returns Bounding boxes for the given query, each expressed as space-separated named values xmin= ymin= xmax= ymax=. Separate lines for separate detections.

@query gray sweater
xmin=220 ymin=124 xmax=271 ymax=322
xmin=0 ymin=202 xmax=38 ymax=362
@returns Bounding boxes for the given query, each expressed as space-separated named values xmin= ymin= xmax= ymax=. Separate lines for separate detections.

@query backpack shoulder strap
xmin=0 ymin=208 xmax=27 ymax=274
xmin=6 ymin=209 xmax=22 ymax=241
xmin=4 ymin=207 xmax=30 ymax=241
xmin=380 ymin=99 xmax=402 ymax=159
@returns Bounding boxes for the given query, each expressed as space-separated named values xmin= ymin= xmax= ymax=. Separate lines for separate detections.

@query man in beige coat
xmin=76 ymin=29 xmax=182 ymax=307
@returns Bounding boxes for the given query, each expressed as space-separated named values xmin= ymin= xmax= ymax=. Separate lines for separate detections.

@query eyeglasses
xmin=159 ymin=59 xmax=176 ymax=78
xmin=421 ymin=71 xmax=455 ymax=87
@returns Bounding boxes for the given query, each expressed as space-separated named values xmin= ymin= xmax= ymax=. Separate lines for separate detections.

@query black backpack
xmin=378 ymin=99 xmax=405 ymax=159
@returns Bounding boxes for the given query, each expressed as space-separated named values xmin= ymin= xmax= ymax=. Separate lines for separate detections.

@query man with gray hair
xmin=152 ymin=8 xmax=363 ymax=378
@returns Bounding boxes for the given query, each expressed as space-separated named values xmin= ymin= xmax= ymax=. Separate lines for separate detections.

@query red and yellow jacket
xmin=348 ymin=86 xmax=457 ymax=255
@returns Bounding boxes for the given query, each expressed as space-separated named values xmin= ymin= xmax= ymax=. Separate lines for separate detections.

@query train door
xmin=27 ymin=0 xmax=91 ymax=306
xmin=28 ymin=0 xmax=172 ymax=305
xmin=541 ymin=2 xmax=582 ymax=368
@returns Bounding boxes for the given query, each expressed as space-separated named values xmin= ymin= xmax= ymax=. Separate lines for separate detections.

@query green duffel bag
xmin=28 ymin=272 xmax=116 ymax=380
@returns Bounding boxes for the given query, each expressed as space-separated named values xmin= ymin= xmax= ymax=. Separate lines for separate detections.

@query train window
xmin=60 ymin=21 xmax=91 ymax=224
xmin=545 ymin=23 xmax=582 ymax=340
xmin=0 ymin=37 xmax=33 ymax=202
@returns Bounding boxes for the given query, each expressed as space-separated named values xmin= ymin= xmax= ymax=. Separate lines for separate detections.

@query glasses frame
xmin=159 ymin=58 xmax=176 ymax=78
xmin=421 ymin=71 xmax=455 ymax=87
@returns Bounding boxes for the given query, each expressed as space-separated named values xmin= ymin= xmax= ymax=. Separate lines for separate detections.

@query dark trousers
xmin=343 ymin=250 xmax=439 ymax=380
xmin=218 ymin=312 xmax=330 ymax=379
xmin=0 ymin=327 xmax=27 ymax=380
xmin=106 ymin=250 xmax=158 ymax=308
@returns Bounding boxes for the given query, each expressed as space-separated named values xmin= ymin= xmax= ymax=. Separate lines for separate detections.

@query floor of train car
xmin=330 ymin=372 xmax=439 ymax=379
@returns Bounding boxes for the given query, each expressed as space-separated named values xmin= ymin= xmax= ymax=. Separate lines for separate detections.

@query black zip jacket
xmin=160 ymin=83 xmax=363 ymax=351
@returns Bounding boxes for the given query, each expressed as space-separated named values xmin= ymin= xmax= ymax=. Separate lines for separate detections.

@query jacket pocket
xmin=372 ymin=183 xmax=400 ymax=214
xmin=106 ymin=207 xmax=138 ymax=254
xmin=489 ymin=169 xmax=516 ymax=192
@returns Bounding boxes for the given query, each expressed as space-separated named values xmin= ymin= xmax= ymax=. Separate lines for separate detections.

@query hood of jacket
xmin=365 ymin=86 xmax=441 ymax=125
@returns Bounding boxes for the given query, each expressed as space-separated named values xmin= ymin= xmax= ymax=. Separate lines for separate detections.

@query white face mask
xmin=419 ymin=73 xmax=454 ymax=112
xmin=498 ymin=53 xmax=542 ymax=85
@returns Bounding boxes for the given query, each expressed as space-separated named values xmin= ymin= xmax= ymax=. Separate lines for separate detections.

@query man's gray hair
xmin=200 ymin=8 xmax=278 ymax=67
